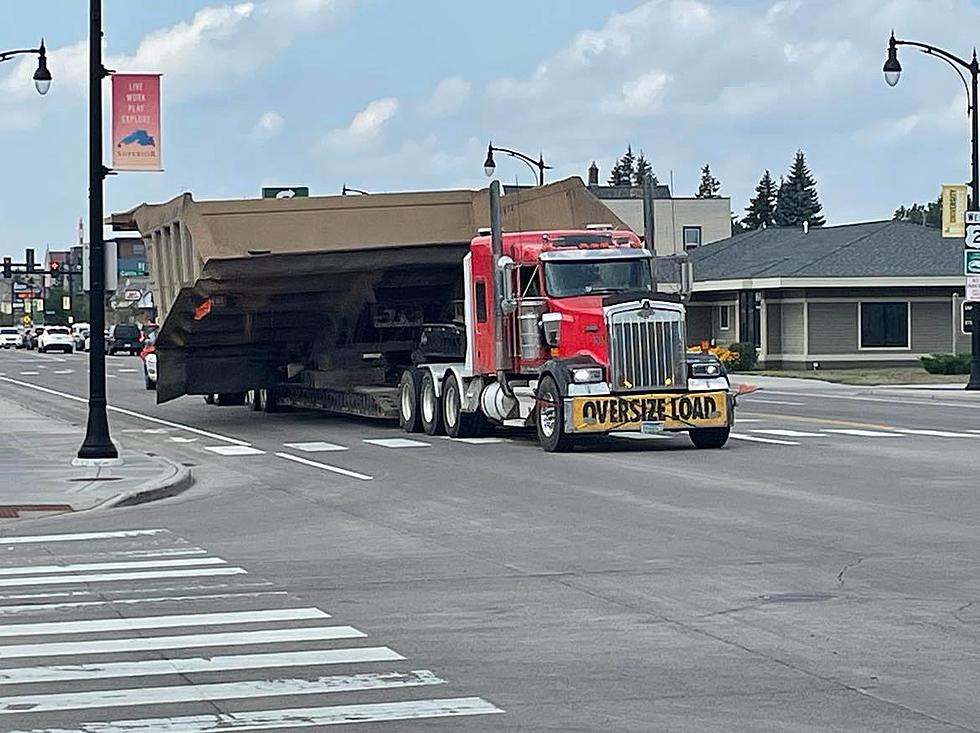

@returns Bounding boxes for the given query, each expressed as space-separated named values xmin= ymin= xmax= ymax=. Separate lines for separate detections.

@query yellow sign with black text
xmin=942 ymin=184 xmax=968 ymax=238
xmin=569 ymin=390 xmax=729 ymax=433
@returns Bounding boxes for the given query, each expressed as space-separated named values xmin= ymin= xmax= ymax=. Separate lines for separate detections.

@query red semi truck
xmin=393 ymin=181 xmax=734 ymax=451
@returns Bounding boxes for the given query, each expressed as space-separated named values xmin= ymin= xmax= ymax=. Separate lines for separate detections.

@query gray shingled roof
xmin=688 ymin=220 xmax=963 ymax=281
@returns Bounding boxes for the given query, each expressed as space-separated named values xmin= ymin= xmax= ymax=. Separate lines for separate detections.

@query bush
xmin=728 ymin=342 xmax=758 ymax=372
xmin=921 ymin=353 xmax=971 ymax=374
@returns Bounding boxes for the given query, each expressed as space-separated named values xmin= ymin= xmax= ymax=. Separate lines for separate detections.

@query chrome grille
xmin=607 ymin=304 xmax=686 ymax=391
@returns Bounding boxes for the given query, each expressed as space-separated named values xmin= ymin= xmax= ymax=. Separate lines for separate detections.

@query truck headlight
xmin=689 ymin=361 xmax=724 ymax=378
xmin=571 ymin=366 xmax=604 ymax=383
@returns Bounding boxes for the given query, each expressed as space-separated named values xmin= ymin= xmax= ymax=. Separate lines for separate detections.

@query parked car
xmin=0 ymin=327 xmax=21 ymax=349
xmin=105 ymin=323 xmax=142 ymax=355
xmin=71 ymin=323 xmax=90 ymax=350
xmin=38 ymin=326 xmax=74 ymax=353
xmin=140 ymin=337 xmax=157 ymax=390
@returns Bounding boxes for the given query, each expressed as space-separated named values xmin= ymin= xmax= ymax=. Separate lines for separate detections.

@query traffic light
xmin=25 ymin=248 xmax=35 ymax=273
xmin=2 ymin=257 xmax=10 ymax=279
xmin=49 ymin=260 xmax=62 ymax=285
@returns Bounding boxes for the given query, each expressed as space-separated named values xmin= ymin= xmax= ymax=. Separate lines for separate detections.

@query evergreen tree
xmin=695 ymin=163 xmax=721 ymax=198
xmin=774 ymin=150 xmax=825 ymax=227
xmin=633 ymin=150 xmax=657 ymax=186
xmin=743 ymin=170 xmax=777 ymax=230
xmin=893 ymin=193 xmax=942 ymax=228
xmin=607 ymin=145 xmax=635 ymax=186
xmin=731 ymin=215 xmax=747 ymax=235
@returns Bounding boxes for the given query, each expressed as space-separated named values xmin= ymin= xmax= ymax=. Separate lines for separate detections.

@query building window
xmin=683 ymin=226 xmax=702 ymax=250
xmin=475 ymin=280 xmax=488 ymax=323
xmin=859 ymin=302 xmax=909 ymax=348
xmin=718 ymin=305 xmax=730 ymax=330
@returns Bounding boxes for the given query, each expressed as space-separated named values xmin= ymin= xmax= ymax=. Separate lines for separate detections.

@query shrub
xmin=728 ymin=342 xmax=758 ymax=372
xmin=687 ymin=344 xmax=738 ymax=367
xmin=921 ymin=353 xmax=971 ymax=374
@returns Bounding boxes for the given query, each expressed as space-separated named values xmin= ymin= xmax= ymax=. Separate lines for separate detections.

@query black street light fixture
xmin=0 ymin=39 xmax=53 ymax=95
xmin=341 ymin=184 xmax=369 ymax=195
xmin=483 ymin=142 xmax=551 ymax=186
xmin=77 ymin=0 xmax=118 ymax=461
xmin=883 ymin=32 xmax=980 ymax=390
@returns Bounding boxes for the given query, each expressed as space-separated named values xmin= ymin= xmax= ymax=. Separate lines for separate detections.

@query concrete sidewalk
xmin=731 ymin=374 xmax=980 ymax=402
xmin=0 ymin=395 xmax=191 ymax=520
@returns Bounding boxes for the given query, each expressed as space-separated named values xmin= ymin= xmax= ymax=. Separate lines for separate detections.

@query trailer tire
xmin=204 ymin=393 xmax=216 ymax=405
xmin=419 ymin=370 xmax=444 ymax=436
xmin=442 ymin=372 xmax=486 ymax=439
xmin=217 ymin=392 xmax=247 ymax=407
xmin=536 ymin=375 xmax=573 ymax=452
xmin=398 ymin=369 xmax=423 ymax=433
xmin=689 ymin=426 xmax=730 ymax=449
xmin=248 ymin=389 xmax=263 ymax=411
xmin=259 ymin=388 xmax=280 ymax=413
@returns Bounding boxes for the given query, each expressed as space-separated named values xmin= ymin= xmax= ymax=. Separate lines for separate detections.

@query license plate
xmin=641 ymin=421 xmax=664 ymax=434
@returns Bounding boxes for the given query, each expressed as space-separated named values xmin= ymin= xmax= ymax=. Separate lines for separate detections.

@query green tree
xmin=731 ymin=215 xmax=747 ymax=235
xmin=695 ymin=163 xmax=720 ymax=198
xmin=633 ymin=150 xmax=657 ymax=186
xmin=774 ymin=150 xmax=825 ymax=227
xmin=893 ymin=194 xmax=942 ymax=227
xmin=607 ymin=145 xmax=636 ymax=186
xmin=743 ymin=169 xmax=777 ymax=230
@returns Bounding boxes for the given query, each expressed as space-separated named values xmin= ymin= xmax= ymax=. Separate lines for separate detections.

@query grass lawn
xmin=742 ymin=367 xmax=968 ymax=386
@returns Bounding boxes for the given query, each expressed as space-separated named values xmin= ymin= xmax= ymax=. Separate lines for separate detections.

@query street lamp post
xmin=483 ymin=142 xmax=551 ymax=186
xmin=341 ymin=185 xmax=369 ymax=195
xmin=884 ymin=32 xmax=980 ymax=390
xmin=0 ymin=39 xmax=52 ymax=95
xmin=77 ymin=0 xmax=118 ymax=460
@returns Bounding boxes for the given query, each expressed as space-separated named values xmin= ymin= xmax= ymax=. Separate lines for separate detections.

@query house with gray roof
xmin=686 ymin=220 xmax=970 ymax=369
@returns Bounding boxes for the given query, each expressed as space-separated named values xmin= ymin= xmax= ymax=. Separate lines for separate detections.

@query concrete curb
xmin=110 ymin=458 xmax=194 ymax=508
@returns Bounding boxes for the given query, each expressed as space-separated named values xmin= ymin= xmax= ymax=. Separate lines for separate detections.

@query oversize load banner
xmin=570 ymin=390 xmax=728 ymax=433
xmin=112 ymin=74 xmax=161 ymax=171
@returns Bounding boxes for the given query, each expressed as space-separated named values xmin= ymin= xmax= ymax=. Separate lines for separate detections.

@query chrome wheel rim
xmin=421 ymin=381 xmax=435 ymax=423
xmin=400 ymin=381 xmax=413 ymax=420
xmin=444 ymin=382 xmax=459 ymax=428
xmin=539 ymin=398 xmax=556 ymax=437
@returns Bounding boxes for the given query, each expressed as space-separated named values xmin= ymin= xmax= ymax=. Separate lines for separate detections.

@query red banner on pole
xmin=111 ymin=74 xmax=162 ymax=171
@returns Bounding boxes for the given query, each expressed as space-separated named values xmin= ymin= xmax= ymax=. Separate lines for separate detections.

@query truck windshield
xmin=543 ymin=259 xmax=653 ymax=297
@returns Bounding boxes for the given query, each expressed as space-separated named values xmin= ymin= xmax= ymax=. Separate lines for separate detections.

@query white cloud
xmin=417 ymin=76 xmax=471 ymax=119
xmin=601 ymin=71 xmax=672 ymax=117
xmin=321 ymin=97 xmax=399 ymax=151
xmin=250 ymin=111 xmax=284 ymax=142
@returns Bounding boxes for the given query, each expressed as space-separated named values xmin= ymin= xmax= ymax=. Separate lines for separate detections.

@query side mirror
xmin=496 ymin=255 xmax=517 ymax=314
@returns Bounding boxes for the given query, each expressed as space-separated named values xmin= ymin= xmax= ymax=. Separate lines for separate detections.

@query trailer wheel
xmin=689 ymin=426 xmax=730 ymax=449
xmin=536 ymin=376 xmax=573 ymax=452
xmin=442 ymin=372 xmax=487 ymax=439
xmin=204 ymin=393 xmax=216 ymax=405
xmin=259 ymin=388 xmax=280 ymax=413
xmin=398 ymin=369 xmax=423 ymax=433
xmin=419 ymin=370 xmax=444 ymax=436
xmin=248 ymin=389 xmax=263 ymax=411
xmin=217 ymin=392 xmax=247 ymax=407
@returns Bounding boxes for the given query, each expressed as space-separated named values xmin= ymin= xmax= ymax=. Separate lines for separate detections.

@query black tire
xmin=38 ymin=347 xmax=45 ymax=354
xmin=443 ymin=372 xmax=487 ymax=439
xmin=217 ymin=392 xmax=247 ymax=407
xmin=248 ymin=389 xmax=263 ymax=411
xmin=536 ymin=375 xmax=573 ymax=452
xmin=204 ymin=393 xmax=217 ymax=405
xmin=144 ymin=371 xmax=156 ymax=390
xmin=398 ymin=369 xmax=423 ymax=433
xmin=689 ymin=426 xmax=731 ymax=449
xmin=419 ymin=370 xmax=444 ymax=436
xmin=259 ymin=388 xmax=281 ymax=413
xmin=66 ymin=348 xmax=73 ymax=354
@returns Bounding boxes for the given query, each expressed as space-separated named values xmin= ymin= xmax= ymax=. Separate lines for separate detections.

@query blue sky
xmin=2 ymin=0 xmax=980 ymax=258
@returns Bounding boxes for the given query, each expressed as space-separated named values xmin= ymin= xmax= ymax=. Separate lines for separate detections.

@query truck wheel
xmin=536 ymin=375 xmax=573 ymax=452
xmin=398 ymin=369 xmax=423 ymax=433
xmin=443 ymin=372 xmax=486 ymax=439
xmin=419 ymin=370 xmax=444 ymax=436
xmin=217 ymin=392 xmax=247 ymax=407
xmin=248 ymin=389 xmax=263 ymax=411
xmin=689 ymin=426 xmax=730 ymax=449
xmin=259 ymin=388 xmax=281 ymax=413
xmin=204 ymin=393 xmax=216 ymax=405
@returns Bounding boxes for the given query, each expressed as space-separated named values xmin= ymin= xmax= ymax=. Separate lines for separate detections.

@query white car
xmin=38 ymin=326 xmax=74 ymax=354
xmin=0 ymin=327 xmax=21 ymax=349
xmin=143 ymin=349 xmax=157 ymax=390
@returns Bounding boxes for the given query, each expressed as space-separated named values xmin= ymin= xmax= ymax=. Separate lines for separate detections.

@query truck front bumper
xmin=563 ymin=390 xmax=732 ymax=434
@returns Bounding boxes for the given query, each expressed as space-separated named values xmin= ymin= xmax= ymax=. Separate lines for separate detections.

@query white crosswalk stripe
xmin=0 ymin=528 xmax=501 ymax=729
xmin=822 ymin=428 xmax=904 ymax=437
xmin=751 ymin=429 xmax=824 ymax=438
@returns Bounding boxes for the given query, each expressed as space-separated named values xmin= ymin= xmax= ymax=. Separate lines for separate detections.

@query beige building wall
xmin=600 ymin=198 xmax=732 ymax=256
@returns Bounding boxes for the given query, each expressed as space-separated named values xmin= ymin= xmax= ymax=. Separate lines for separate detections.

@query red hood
xmin=548 ymin=296 xmax=609 ymax=365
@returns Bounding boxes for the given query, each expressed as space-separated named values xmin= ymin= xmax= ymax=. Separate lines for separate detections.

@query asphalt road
xmin=1 ymin=347 xmax=979 ymax=731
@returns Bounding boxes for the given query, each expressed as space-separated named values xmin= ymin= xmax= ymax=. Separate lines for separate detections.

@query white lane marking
xmin=364 ymin=437 xmax=430 ymax=448
xmin=0 ymin=669 xmax=444 ymax=715
xmin=117 ymin=368 xmax=138 ymax=373
xmin=53 ymin=369 xmax=73 ymax=375
xmin=0 ymin=607 xmax=329 ymax=638
xmin=83 ymin=548 xmax=208 ymax=558
xmin=143 ymin=428 xmax=168 ymax=434
xmin=758 ymin=389 xmax=977 ymax=411
xmin=732 ymin=418 xmax=763 ymax=423
xmin=971 ymin=429 xmax=980 ymax=434
xmin=893 ymin=428 xmax=977 ymax=438
xmin=442 ymin=436 xmax=506 ymax=444
xmin=0 ymin=529 xmax=167 ymax=545
xmin=107 ymin=374 xmax=118 ymax=378
xmin=282 ymin=441 xmax=348 ymax=452
xmin=0 ymin=376 xmax=251 ymax=446
xmin=0 ymin=556 xmax=226 ymax=577
xmin=0 ymin=646 xmax=404 ymax=685
xmin=2 ymin=698 xmax=504 ymax=732
xmin=276 ymin=452 xmax=373 ymax=481
xmin=18 ymin=371 xmax=39 ymax=376
xmin=823 ymin=428 xmax=905 ymax=438
xmin=0 ymin=591 xmax=288 ymax=615
xmin=611 ymin=432 xmax=674 ymax=440
xmin=729 ymin=433 xmax=800 ymax=446
xmin=0 ymin=579 xmax=275 ymax=602
xmin=169 ymin=436 xmax=197 ymax=443
xmin=751 ymin=429 xmax=824 ymax=438
xmin=743 ymin=398 xmax=805 ymax=406
xmin=0 ymin=624 xmax=366 ymax=659
xmin=204 ymin=445 xmax=265 ymax=456
xmin=0 ymin=566 xmax=247 ymax=589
